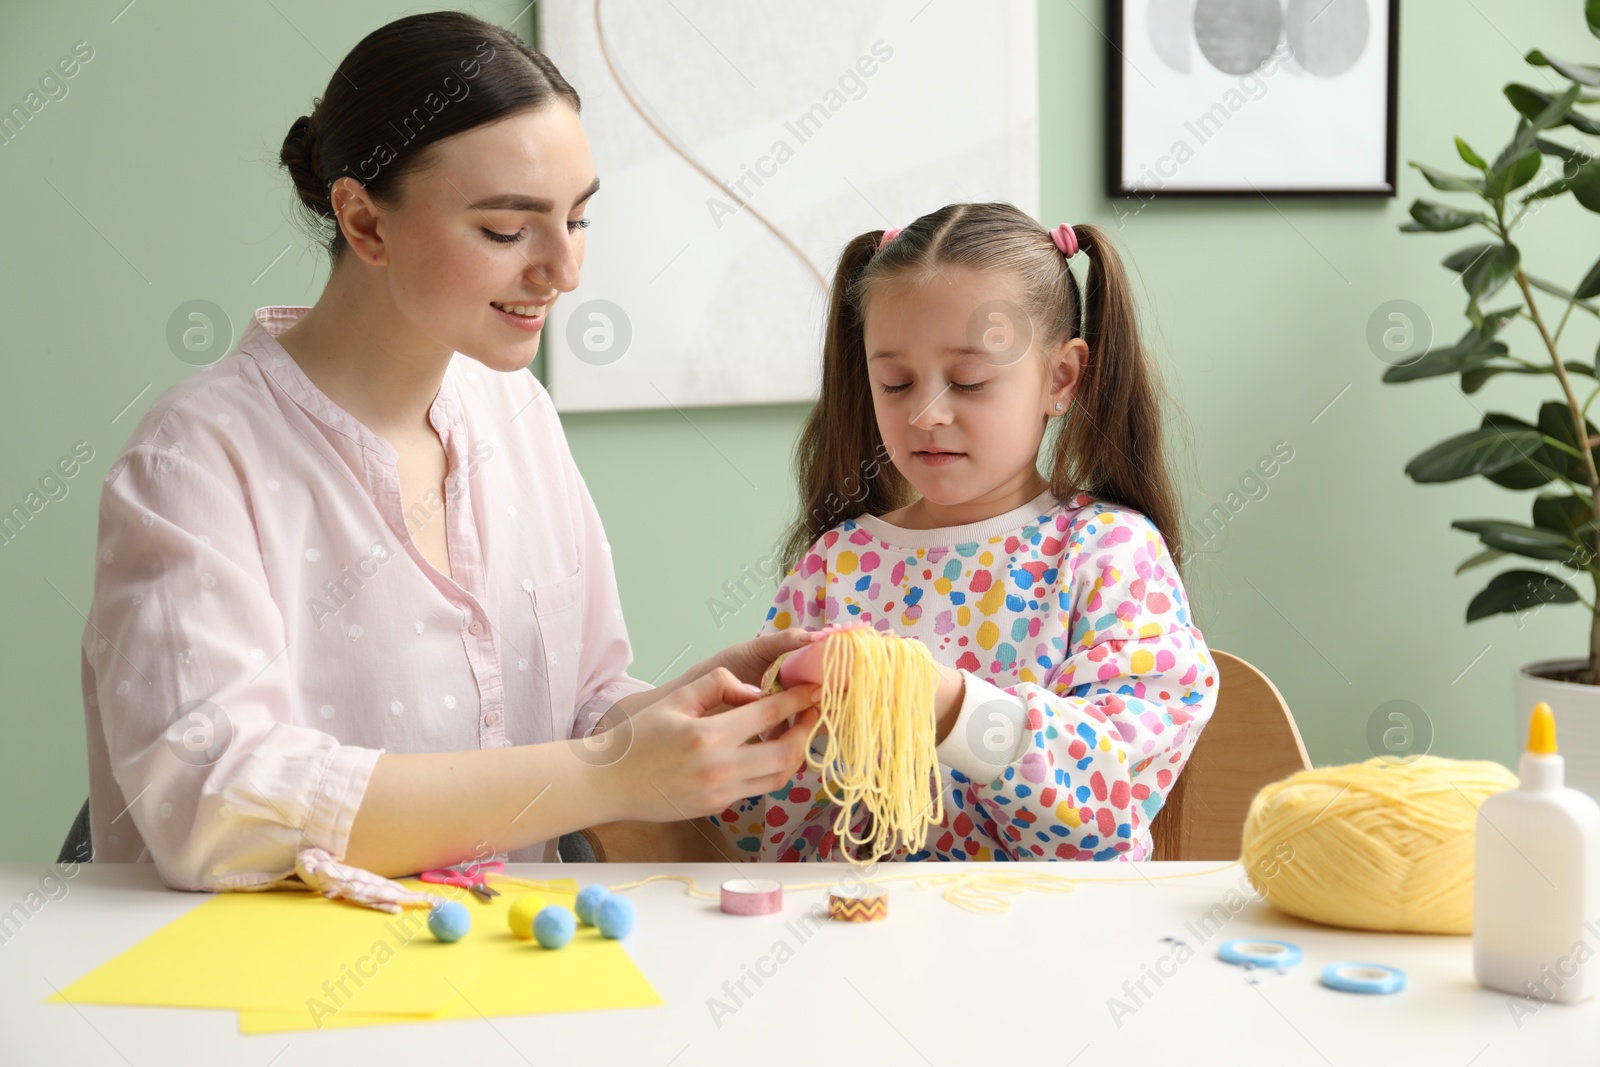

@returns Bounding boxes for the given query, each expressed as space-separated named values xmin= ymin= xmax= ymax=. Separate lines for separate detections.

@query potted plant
xmin=1383 ymin=2 xmax=1600 ymax=797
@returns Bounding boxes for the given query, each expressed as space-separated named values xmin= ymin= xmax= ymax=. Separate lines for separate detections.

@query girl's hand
xmin=703 ymin=629 xmax=825 ymax=689
xmin=756 ymin=622 xmax=903 ymax=742
xmin=593 ymin=667 xmax=823 ymax=822
xmin=776 ymin=629 xmax=964 ymax=745
xmin=774 ymin=620 xmax=876 ymax=689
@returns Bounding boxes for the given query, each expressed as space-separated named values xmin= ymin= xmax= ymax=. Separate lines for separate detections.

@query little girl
xmin=711 ymin=202 xmax=1218 ymax=862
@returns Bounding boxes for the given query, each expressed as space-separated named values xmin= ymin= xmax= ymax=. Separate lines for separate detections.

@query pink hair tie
xmin=1049 ymin=223 xmax=1079 ymax=258
xmin=878 ymin=227 xmax=903 ymax=250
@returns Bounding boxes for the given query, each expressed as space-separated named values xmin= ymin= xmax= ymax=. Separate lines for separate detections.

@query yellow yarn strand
xmin=804 ymin=627 xmax=944 ymax=864
xmin=1239 ymin=755 xmax=1518 ymax=935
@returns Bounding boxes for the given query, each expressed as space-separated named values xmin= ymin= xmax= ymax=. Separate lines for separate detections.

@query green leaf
xmin=1382 ymin=323 xmax=1508 ymax=383
xmin=1536 ymin=137 xmax=1587 ymax=161
xmin=1487 ymin=149 xmax=1543 ymax=199
xmin=1412 ymin=162 xmax=1486 ymax=193
xmin=1527 ymin=49 xmax=1600 ymax=86
xmin=1527 ymin=273 xmax=1600 ymax=315
xmin=1499 ymin=85 xmax=1590 ymax=170
xmin=1457 ymin=137 xmax=1490 ymax=171
xmin=1407 ymin=199 xmax=1486 ymax=231
xmin=1462 ymin=361 xmax=1600 ymax=394
xmin=1533 ymin=490 xmax=1593 ymax=527
xmin=1461 ymin=243 xmax=1520 ymax=302
xmin=1451 ymin=519 xmax=1578 ymax=560
xmin=1456 ymin=547 xmax=1507 ymax=574
xmin=1590 ymin=0 xmax=1600 ymax=39
xmin=1574 ymin=167 xmax=1600 ymax=213
xmin=1578 ymin=255 xmax=1600 ymax=300
xmin=1461 ymin=365 xmax=1527 ymax=393
xmin=1504 ymin=84 xmax=1595 ymax=136
xmin=1505 ymin=84 xmax=1544 ymax=120
xmin=1482 ymin=413 xmax=1558 ymax=490
xmin=1482 ymin=304 xmax=1523 ymax=327
xmin=1405 ymin=424 xmax=1545 ymax=482
xmin=1442 ymin=244 xmax=1494 ymax=274
xmin=1466 ymin=569 xmax=1580 ymax=622
xmin=1537 ymin=399 xmax=1599 ymax=482
xmin=1524 ymin=154 xmax=1600 ymax=206
xmin=1531 ymin=494 xmax=1597 ymax=569
xmin=1525 ymin=174 xmax=1576 ymax=201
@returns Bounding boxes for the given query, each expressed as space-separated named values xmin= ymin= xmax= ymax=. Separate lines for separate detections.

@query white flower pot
xmin=1514 ymin=658 xmax=1600 ymax=803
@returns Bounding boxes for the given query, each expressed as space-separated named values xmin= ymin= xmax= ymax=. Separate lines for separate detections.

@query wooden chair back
xmin=1152 ymin=649 xmax=1310 ymax=860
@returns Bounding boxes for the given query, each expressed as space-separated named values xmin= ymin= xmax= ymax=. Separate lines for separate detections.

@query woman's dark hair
xmin=778 ymin=201 xmax=1187 ymax=579
xmin=279 ymin=11 xmax=580 ymax=264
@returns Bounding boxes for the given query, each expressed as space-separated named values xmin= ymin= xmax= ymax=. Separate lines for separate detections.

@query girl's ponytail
xmin=1050 ymin=223 xmax=1187 ymax=571
xmin=777 ymin=231 xmax=912 ymax=577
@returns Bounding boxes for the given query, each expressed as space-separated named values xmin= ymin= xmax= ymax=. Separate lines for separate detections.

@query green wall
xmin=2 ymin=0 xmax=1590 ymax=860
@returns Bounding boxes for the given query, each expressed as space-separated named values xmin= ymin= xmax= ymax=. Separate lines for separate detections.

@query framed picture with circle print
xmin=1107 ymin=0 xmax=1399 ymax=198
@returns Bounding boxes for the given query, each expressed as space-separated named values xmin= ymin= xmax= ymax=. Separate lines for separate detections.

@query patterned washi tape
xmin=720 ymin=878 xmax=783 ymax=916
xmin=828 ymin=886 xmax=888 ymax=922
xmin=1321 ymin=962 xmax=1406 ymax=994
xmin=1217 ymin=939 xmax=1303 ymax=969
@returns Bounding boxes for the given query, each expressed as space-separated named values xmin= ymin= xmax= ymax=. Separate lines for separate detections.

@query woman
xmin=79 ymin=11 xmax=821 ymax=891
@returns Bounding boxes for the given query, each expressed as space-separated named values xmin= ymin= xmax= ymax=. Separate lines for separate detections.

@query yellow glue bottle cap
xmin=1527 ymin=701 xmax=1559 ymax=755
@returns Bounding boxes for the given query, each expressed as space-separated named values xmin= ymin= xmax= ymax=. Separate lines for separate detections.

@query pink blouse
xmin=79 ymin=306 xmax=652 ymax=890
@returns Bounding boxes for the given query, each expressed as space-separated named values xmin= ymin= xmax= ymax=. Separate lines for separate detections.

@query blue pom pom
xmin=574 ymin=884 xmax=611 ymax=927
xmin=595 ymin=895 xmax=636 ymax=940
xmin=428 ymin=901 xmax=472 ymax=943
xmin=533 ymin=905 xmax=576 ymax=949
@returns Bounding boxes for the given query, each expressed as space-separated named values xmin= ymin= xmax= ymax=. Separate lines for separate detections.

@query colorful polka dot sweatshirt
xmin=711 ymin=489 xmax=1218 ymax=862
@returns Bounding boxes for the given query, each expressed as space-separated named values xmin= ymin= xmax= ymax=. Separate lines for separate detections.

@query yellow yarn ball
xmin=1240 ymin=755 xmax=1518 ymax=935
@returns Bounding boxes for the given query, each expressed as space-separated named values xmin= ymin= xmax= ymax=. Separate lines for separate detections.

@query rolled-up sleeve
xmin=87 ymin=444 xmax=381 ymax=891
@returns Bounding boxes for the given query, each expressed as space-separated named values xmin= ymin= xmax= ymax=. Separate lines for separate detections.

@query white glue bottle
xmin=1474 ymin=701 xmax=1600 ymax=1004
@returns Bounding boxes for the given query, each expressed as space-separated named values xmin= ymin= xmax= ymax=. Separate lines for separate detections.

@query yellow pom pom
xmin=508 ymin=895 xmax=544 ymax=940
xmin=1241 ymin=756 xmax=1518 ymax=935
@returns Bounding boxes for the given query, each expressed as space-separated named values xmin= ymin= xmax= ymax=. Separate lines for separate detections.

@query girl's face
xmin=337 ymin=103 xmax=597 ymax=373
xmin=862 ymin=267 xmax=1080 ymax=513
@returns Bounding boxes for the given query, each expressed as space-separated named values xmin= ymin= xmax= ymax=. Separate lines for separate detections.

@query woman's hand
xmin=704 ymin=629 xmax=825 ymax=688
xmin=591 ymin=667 xmax=823 ymax=823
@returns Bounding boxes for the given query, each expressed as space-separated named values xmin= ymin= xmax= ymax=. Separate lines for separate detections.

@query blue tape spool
xmin=1217 ymin=939 xmax=1302 ymax=969
xmin=1321 ymin=962 xmax=1406 ymax=995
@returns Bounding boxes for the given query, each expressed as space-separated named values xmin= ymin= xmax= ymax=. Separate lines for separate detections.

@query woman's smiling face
xmin=862 ymin=266 xmax=1066 ymax=511
xmin=355 ymin=102 xmax=598 ymax=373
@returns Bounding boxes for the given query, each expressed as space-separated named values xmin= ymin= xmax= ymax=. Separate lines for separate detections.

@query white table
xmin=2 ymin=861 xmax=1590 ymax=1063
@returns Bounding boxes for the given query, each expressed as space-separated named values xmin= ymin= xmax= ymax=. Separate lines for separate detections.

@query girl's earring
xmin=1055 ymin=402 xmax=1064 ymax=411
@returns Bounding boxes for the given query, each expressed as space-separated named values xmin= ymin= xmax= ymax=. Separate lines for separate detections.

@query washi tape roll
xmin=720 ymin=879 xmax=783 ymax=916
xmin=1217 ymin=939 xmax=1302 ymax=969
xmin=1321 ymin=962 xmax=1406 ymax=994
xmin=828 ymin=886 xmax=888 ymax=922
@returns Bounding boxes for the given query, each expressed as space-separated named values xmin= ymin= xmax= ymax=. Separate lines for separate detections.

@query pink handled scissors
xmin=420 ymin=861 xmax=504 ymax=902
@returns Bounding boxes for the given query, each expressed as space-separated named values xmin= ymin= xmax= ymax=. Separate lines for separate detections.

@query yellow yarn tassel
xmin=1240 ymin=755 xmax=1518 ymax=935
xmin=762 ymin=628 xmax=943 ymax=864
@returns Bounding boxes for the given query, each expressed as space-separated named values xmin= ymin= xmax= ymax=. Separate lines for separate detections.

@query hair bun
xmin=280 ymin=111 xmax=332 ymax=218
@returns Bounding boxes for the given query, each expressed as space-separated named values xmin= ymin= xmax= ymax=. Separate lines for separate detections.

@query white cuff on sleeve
xmin=935 ymin=671 xmax=1030 ymax=782
xmin=303 ymin=743 xmax=383 ymax=861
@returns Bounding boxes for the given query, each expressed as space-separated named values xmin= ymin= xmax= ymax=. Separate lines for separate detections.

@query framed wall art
xmin=539 ymin=0 xmax=1039 ymax=412
xmin=1107 ymin=0 xmax=1399 ymax=198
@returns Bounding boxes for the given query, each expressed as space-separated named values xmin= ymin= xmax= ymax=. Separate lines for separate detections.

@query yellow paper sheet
xmin=237 ymin=920 xmax=664 ymax=1033
xmin=48 ymin=877 xmax=661 ymax=1029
